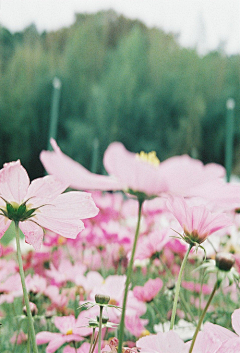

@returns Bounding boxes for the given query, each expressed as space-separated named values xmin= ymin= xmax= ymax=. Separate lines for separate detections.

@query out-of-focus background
xmin=0 ymin=0 xmax=239 ymax=179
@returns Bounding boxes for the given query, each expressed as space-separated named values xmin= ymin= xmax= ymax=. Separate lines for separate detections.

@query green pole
xmin=47 ymin=77 xmax=62 ymax=151
xmin=91 ymin=138 xmax=99 ymax=173
xmin=225 ymin=98 xmax=235 ymax=182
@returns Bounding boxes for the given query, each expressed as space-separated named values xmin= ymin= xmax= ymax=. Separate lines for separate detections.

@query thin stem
xmin=73 ymin=341 xmax=78 ymax=353
xmin=90 ymin=332 xmax=99 ymax=353
xmin=98 ymin=306 xmax=103 ymax=353
xmin=179 ymin=292 xmax=197 ymax=326
xmin=89 ymin=328 xmax=96 ymax=353
xmin=118 ymin=198 xmax=144 ymax=353
xmin=158 ymin=255 xmax=196 ymax=324
xmin=14 ymin=222 xmax=38 ymax=353
xmin=27 ymin=328 xmax=30 ymax=353
xmin=189 ymin=281 xmax=218 ymax=353
xmin=170 ymin=244 xmax=193 ymax=330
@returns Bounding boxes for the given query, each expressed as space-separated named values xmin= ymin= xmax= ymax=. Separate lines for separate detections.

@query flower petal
xmin=19 ymin=221 xmax=44 ymax=250
xmin=40 ymin=139 xmax=122 ymax=191
xmin=103 ymin=142 xmax=167 ymax=196
xmin=25 ymin=175 xmax=68 ymax=206
xmin=0 ymin=216 xmax=11 ymax=239
xmin=35 ymin=191 xmax=99 ymax=239
xmin=0 ymin=160 xmax=29 ymax=203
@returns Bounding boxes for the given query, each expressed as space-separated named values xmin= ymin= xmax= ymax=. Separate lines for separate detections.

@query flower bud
xmin=95 ymin=293 xmax=110 ymax=305
xmin=23 ymin=302 xmax=38 ymax=316
xmin=97 ymin=315 xmax=109 ymax=324
xmin=215 ymin=252 xmax=235 ymax=271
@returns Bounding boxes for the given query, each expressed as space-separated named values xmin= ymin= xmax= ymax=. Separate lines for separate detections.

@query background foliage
xmin=0 ymin=10 xmax=239 ymax=179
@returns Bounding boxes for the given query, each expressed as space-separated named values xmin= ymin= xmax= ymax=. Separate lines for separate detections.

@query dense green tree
xmin=0 ymin=11 xmax=239 ymax=178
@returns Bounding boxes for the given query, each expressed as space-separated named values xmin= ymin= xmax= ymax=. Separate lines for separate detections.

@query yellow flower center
xmin=57 ymin=236 xmax=67 ymax=245
xmin=136 ymin=151 xmax=160 ymax=167
xmin=140 ymin=329 xmax=150 ymax=337
xmin=109 ymin=298 xmax=118 ymax=305
xmin=66 ymin=328 xmax=73 ymax=335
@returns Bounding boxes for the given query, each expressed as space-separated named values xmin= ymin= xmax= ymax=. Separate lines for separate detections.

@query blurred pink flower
xmin=182 ymin=281 xmax=212 ymax=295
xmin=136 ymin=331 xmax=188 ymax=353
xmin=0 ymin=160 xmax=99 ymax=250
xmin=201 ymin=308 xmax=240 ymax=352
xmin=125 ymin=314 xmax=149 ymax=338
xmin=36 ymin=313 xmax=92 ymax=353
xmin=133 ymin=278 xmax=163 ymax=302
xmin=40 ymin=140 xmax=227 ymax=199
xmin=166 ymin=196 xmax=232 ymax=245
xmin=135 ymin=230 xmax=169 ymax=260
xmin=10 ymin=330 xmax=28 ymax=345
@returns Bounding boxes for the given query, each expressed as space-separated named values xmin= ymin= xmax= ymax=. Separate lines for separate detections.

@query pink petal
xmin=54 ymin=315 xmax=76 ymax=334
xmin=19 ymin=221 xmax=44 ymax=250
xmin=158 ymin=155 xmax=225 ymax=197
xmin=0 ymin=160 xmax=29 ymax=203
xmin=137 ymin=331 xmax=186 ymax=353
xmin=103 ymin=142 xmax=167 ymax=196
xmin=46 ymin=336 xmax=69 ymax=353
xmin=215 ymin=337 xmax=240 ymax=352
xmin=0 ymin=216 xmax=11 ymax=239
xmin=36 ymin=331 xmax=59 ymax=344
xmin=35 ymin=214 xmax=84 ymax=239
xmin=25 ymin=175 xmax=68 ymax=206
xmin=35 ymin=191 xmax=99 ymax=239
xmin=42 ymin=191 xmax=99 ymax=220
xmin=40 ymin=139 xmax=122 ymax=191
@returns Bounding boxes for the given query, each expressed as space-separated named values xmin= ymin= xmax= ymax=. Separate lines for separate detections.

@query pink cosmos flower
xmin=133 ymin=278 xmax=163 ymax=302
xmin=182 ymin=281 xmax=212 ymax=295
xmin=136 ymin=331 xmax=188 ymax=353
xmin=135 ymin=230 xmax=169 ymax=260
xmin=166 ymin=196 xmax=232 ymax=245
xmin=40 ymin=140 xmax=227 ymax=198
xmin=36 ymin=313 xmax=92 ymax=353
xmin=200 ymin=309 xmax=240 ymax=352
xmin=0 ymin=160 xmax=99 ymax=250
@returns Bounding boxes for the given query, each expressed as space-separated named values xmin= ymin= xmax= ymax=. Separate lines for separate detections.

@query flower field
xmin=1 ymin=142 xmax=240 ymax=352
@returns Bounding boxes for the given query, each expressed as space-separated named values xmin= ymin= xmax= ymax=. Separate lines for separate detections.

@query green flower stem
xmin=14 ymin=222 xmax=38 ymax=353
xmin=98 ymin=306 xmax=103 ymax=353
xmin=170 ymin=244 xmax=193 ymax=330
xmin=118 ymin=198 xmax=144 ymax=353
xmin=188 ymin=281 xmax=218 ymax=353
xmin=89 ymin=327 xmax=96 ymax=353
xmin=158 ymin=255 xmax=196 ymax=325
xmin=90 ymin=332 xmax=99 ymax=353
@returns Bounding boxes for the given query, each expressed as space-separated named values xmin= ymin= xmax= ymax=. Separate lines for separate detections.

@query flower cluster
xmin=1 ymin=141 xmax=240 ymax=353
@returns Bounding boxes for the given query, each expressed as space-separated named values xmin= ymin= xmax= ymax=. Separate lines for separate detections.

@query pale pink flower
xmin=135 ymin=230 xmax=169 ymax=260
xmin=182 ymin=281 xmax=212 ymax=295
xmin=202 ymin=308 xmax=240 ymax=352
xmin=125 ymin=314 xmax=149 ymax=338
xmin=133 ymin=278 xmax=163 ymax=302
xmin=166 ymin=196 xmax=232 ymax=245
xmin=0 ymin=273 xmax=22 ymax=304
xmin=36 ymin=313 xmax=91 ymax=353
xmin=136 ymin=331 xmax=188 ymax=353
xmin=41 ymin=140 xmax=228 ymax=198
xmin=45 ymin=259 xmax=87 ymax=285
xmin=0 ymin=160 xmax=99 ymax=250
xmin=10 ymin=330 xmax=28 ymax=344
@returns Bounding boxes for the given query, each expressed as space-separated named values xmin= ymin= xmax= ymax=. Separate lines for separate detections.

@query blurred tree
xmin=0 ymin=11 xmax=239 ymax=178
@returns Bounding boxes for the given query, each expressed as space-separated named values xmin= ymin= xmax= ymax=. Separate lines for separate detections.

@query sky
xmin=0 ymin=0 xmax=239 ymax=54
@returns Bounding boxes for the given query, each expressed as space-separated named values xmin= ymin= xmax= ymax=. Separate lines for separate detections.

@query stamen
xmin=136 ymin=151 xmax=160 ymax=167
